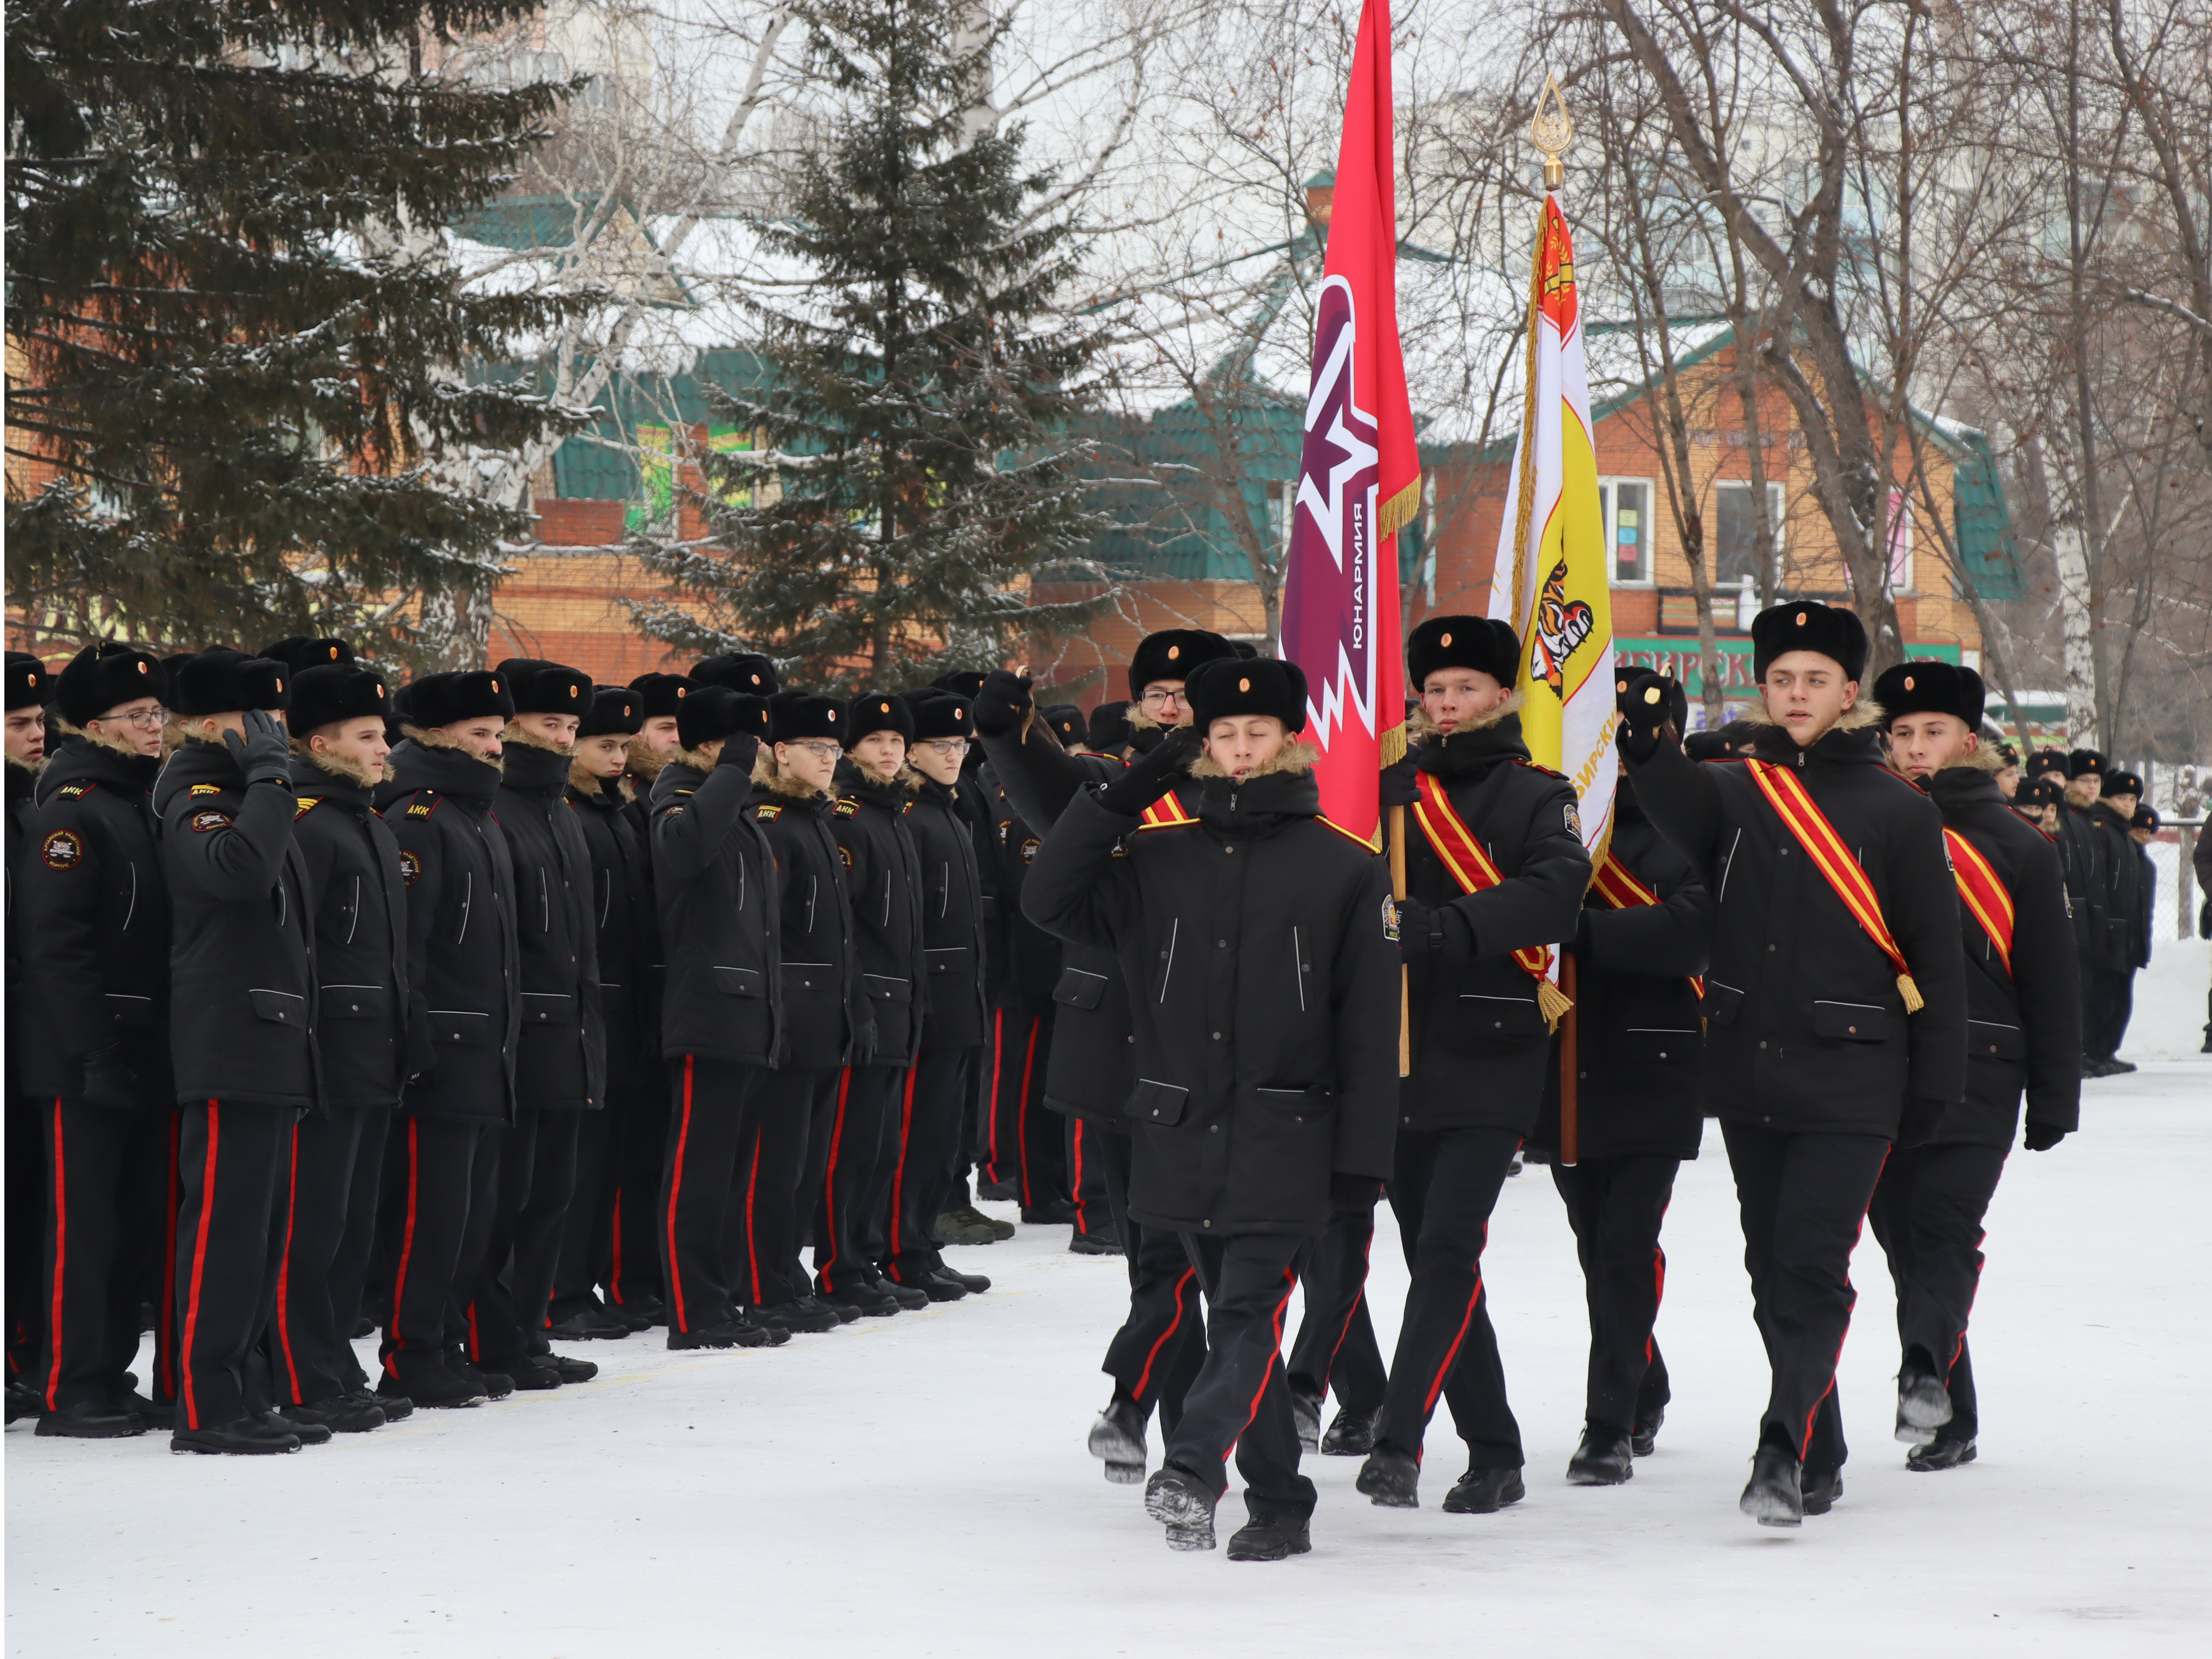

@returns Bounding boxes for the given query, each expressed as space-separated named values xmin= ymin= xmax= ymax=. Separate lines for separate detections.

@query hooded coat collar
xmin=1413 ymin=709 xmax=1533 ymax=782
xmin=1190 ymin=766 xmax=1322 ymax=838
xmin=290 ymin=751 xmax=377 ymax=810
xmin=385 ymin=736 xmax=501 ymax=806
xmin=500 ymin=738 xmax=571 ymax=796
xmin=152 ymin=737 xmax=244 ymax=818
xmin=1923 ymin=761 xmax=2004 ymax=818
xmin=1744 ymin=719 xmax=1887 ymax=773
xmin=37 ymin=732 xmax=160 ymax=803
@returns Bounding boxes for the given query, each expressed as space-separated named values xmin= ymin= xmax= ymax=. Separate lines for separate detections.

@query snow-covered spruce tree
xmin=4 ymin=0 xmax=588 ymax=658
xmin=630 ymin=0 xmax=1110 ymax=691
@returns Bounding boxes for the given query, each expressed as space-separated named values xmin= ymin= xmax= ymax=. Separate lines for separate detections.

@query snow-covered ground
xmin=9 ymin=943 xmax=2210 ymax=1657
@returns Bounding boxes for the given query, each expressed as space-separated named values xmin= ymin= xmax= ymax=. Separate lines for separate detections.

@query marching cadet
xmin=1525 ymin=677 xmax=1711 ymax=1485
xmin=813 ymin=693 xmax=927 ymax=1318
xmin=648 ymin=686 xmax=786 ymax=1350
xmin=548 ymin=685 xmax=656 ymax=1342
xmin=1355 ymin=615 xmax=1591 ymax=1517
xmin=21 ymin=645 xmax=175 ymax=1438
xmin=2083 ymin=767 xmax=2145 ymax=1074
xmin=466 ymin=659 xmax=603 ymax=1391
xmin=156 ymin=649 xmax=320 ymax=1454
xmin=269 ymin=661 xmax=411 ymax=1433
xmin=6 ymin=652 xmax=51 ymax=1420
xmin=1619 ymin=600 xmax=1967 ymax=1527
xmin=743 ymin=692 xmax=870 ymax=1335
xmin=376 ymin=669 xmax=521 ymax=1410
xmin=1872 ymin=660 xmax=2078 ymax=1473
xmin=1024 ymin=655 xmax=1397 ymax=1560
xmin=881 ymin=691 xmax=993 ymax=1304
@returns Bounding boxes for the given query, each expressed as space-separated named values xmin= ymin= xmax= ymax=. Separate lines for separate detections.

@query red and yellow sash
xmin=1943 ymin=826 xmax=2014 ymax=976
xmin=1746 ymin=760 xmax=1925 ymax=1013
xmin=1409 ymin=772 xmax=1572 ymax=1027
xmin=1589 ymin=853 xmax=1706 ymax=999
xmin=1137 ymin=789 xmax=1197 ymax=832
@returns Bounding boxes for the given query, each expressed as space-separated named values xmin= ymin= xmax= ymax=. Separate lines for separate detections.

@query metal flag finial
xmin=1531 ymin=72 xmax=1574 ymax=191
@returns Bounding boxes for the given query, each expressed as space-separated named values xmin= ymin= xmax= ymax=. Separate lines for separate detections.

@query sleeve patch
xmin=398 ymin=849 xmax=423 ymax=886
xmin=1019 ymin=836 xmax=1041 ymax=864
xmin=838 ymin=845 xmax=854 ymax=872
xmin=1563 ymin=800 xmax=1582 ymax=839
xmin=832 ymin=798 xmax=859 ymax=818
xmin=39 ymin=829 xmax=84 ymax=871
xmin=295 ymin=796 xmax=320 ymax=819
xmin=189 ymin=783 xmax=222 ymax=797
xmin=406 ymin=799 xmax=436 ymax=818
xmin=189 ymin=810 xmax=233 ymax=834
xmin=54 ymin=782 xmax=92 ymax=800
xmin=755 ymin=804 xmax=783 ymax=821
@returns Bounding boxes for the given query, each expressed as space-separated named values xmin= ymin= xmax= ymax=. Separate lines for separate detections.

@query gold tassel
xmin=1376 ymin=475 xmax=1424 ymax=540
xmin=1897 ymin=973 xmax=1925 ymax=1014
xmin=1380 ymin=721 xmax=1408 ymax=767
xmin=1536 ymin=978 xmax=1574 ymax=1031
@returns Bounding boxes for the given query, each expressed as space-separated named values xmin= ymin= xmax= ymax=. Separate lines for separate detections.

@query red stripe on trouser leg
xmin=383 ymin=1119 xmax=421 ymax=1377
xmin=1223 ymin=1266 xmax=1300 ymax=1465
xmin=985 ymin=1010 xmax=1005 ymax=1179
xmin=743 ymin=1138 xmax=764 ymax=1305
xmin=1421 ymin=1274 xmax=1484 ymax=1425
xmin=1130 ymin=1267 xmax=1197 ymax=1402
xmin=1069 ymin=1121 xmax=1087 ymax=1233
xmin=664 ymin=1057 xmax=696 ymax=1331
xmin=817 ymin=1069 xmax=852 ymax=1290
xmin=177 ymin=1103 xmax=221 ymax=1432
xmin=1015 ymin=1019 xmax=1040 ymax=1205
xmin=1801 ymin=1169 xmax=1880 ymax=1457
xmin=1325 ymin=1227 xmax=1378 ymax=1376
xmin=43 ymin=1101 xmax=67 ymax=1410
xmin=607 ymin=1189 xmax=624 ymax=1305
xmin=1647 ymin=1244 xmax=1667 ymax=1364
xmin=887 ymin=1067 xmax=917 ymax=1270
xmin=274 ymin=1123 xmax=304 ymax=1404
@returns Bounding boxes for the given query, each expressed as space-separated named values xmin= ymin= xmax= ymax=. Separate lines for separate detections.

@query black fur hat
xmin=1127 ymin=630 xmax=1237 ymax=700
xmin=406 ymin=670 xmax=515 ymax=730
xmin=1185 ymin=656 xmax=1310 ymax=734
xmin=768 ymin=691 xmax=844 ymax=745
xmin=1407 ymin=615 xmax=1520 ymax=690
xmin=2025 ymin=750 xmax=2070 ymax=780
xmin=1041 ymin=703 xmax=1087 ymax=749
xmin=1087 ymin=700 xmax=1133 ymax=751
xmin=54 ymin=645 xmax=164 ymax=728
xmin=285 ymin=665 xmax=389 ymax=734
xmin=578 ymin=686 xmax=645 ymax=740
xmin=2016 ymin=776 xmax=2066 ymax=810
xmin=5 ymin=651 xmax=49 ymax=713
xmin=1750 ymin=600 xmax=1868 ymax=681
xmin=676 ymin=686 xmax=769 ymax=751
xmin=2131 ymin=804 xmax=2160 ymax=831
xmin=169 ymin=648 xmax=290 ymax=717
xmin=495 ymin=657 xmax=593 ymax=715
xmin=2067 ymin=748 xmax=2107 ymax=780
xmin=844 ymin=691 xmax=915 ymax=746
xmin=1874 ymin=660 xmax=1985 ymax=728
xmin=1717 ymin=719 xmax=1757 ymax=756
xmin=258 ymin=636 xmax=355 ymax=673
xmin=2102 ymin=769 xmax=2144 ymax=800
xmin=628 ymin=672 xmax=693 ymax=720
xmin=691 ymin=653 xmax=779 ymax=696
xmin=931 ymin=670 xmax=990 ymax=700
xmin=909 ymin=691 xmax=974 ymax=743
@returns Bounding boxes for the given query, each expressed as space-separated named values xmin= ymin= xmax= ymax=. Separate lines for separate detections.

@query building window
xmin=1714 ymin=480 xmax=1785 ymax=593
xmin=1599 ymin=478 xmax=1654 ymax=585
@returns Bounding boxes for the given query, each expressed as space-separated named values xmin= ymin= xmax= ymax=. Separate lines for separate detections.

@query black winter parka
xmin=649 ymin=751 xmax=780 ymax=1068
xmin=495 ymin=738 xmax=605 ymax=1110
xmin=751 ymin=766 xmax=867 ymax=1069
xmin=290 ymin=751 xmax=410 ymax=1109
xmin=567 ymin=766 xmax=654 ymax=1094
xmin=2054 ymin=805 xmax=2110 ymax=963
xmin=154 ymin=740 xmax=315 ymax=1109
xmin=904 ymin=773 xmax=989 ymax=1052
xmin=1024 ymin=756 xmax=1398 ymax=1238
xmin=2082 ymin=800 xmax=2140 ymax=973
xmin=831 ymin=765 xmax=926 ymax=1066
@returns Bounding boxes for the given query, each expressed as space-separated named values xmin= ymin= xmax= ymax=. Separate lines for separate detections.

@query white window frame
xmin=1714 ymin=480 xmax=1786 ymax=604
xmin=1599 ymin=476 xmax=1657 ymax=587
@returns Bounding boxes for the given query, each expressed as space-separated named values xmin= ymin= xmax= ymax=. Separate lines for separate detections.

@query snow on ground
xmin=9 ymin=945 xmax=2210 ymax=1658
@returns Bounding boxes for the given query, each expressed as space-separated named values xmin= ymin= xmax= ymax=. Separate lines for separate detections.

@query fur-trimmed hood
xmin=49 ymin=713 xmax=146 ymax=763
xmin=626 ymin=737 xmax=669 ymax=783
xmin=1407 ymin=688 xmax=1524 ymax=746
xmin=292 ymin=742 xmax=389 ymax=790
xmin=1742 ymin=695 xmax=1885 ymax=733
xmin=752 ymin=745 xmax=829 ymax=801
xmin=1188 ymin=738 xmax=1320 ymax=781
xmin=569 ymin=758 xmax=634 ymax=801
xmin=400 ymin=723 xmax=505 ymax=771
xmin=501 ymin=721 xmax=575 ymax=756
xmin=6 ymin=750 xmax=45 ymax=781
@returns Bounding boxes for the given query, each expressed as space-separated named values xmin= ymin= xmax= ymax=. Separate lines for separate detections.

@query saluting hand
xmin=1096 ymin=724 xmax=1202 ymax=816
xmin=224 ymin=707 xmax=294 ymax=787
xmin=972 ymin=670 xmax=1034 ymax=739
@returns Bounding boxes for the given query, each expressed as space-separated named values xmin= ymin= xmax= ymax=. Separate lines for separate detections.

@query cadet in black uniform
xmin=376 ymin=670 xmax=521 ymax=1409
xmin=1526 ymin=678 xmax=1711 ymax=1486
xmin=1620 ymin=602 xmax=1967 ymax=1526
xmin=1872 ymin=660 xmax=2080 ymax=1472
xmin=649 ymin=686 xmax=785 ymax=1350
xmin=548 ymin=686 xmax=655 ymax=1341
xmin=156 ymin=649 xmax=319 ymax=1454
xmin=744 ymin=692 xmax=869 ymax=1335
xmin=466 ymin=659 xmax=603 ymax=1390
xmin=1025 ymin=655 xmax=1398 ymax=1560
xmin=22 ymin=645 xmax=176 ymax=1437
xmin=270 ymin=661 xmax=410 ymax=1432
xmin=1355 ymin=616 xmax=1591 ymax=1517
xmin=2058 ymin=751 xmax=2117 ymax=1072
xmin=2085 ymin=768 xmax=2145 ymax=1072
xmin=6 ymin=652 xmax=51 ymax=1421
xmin=814 ymin=693 xmax=927 ymax=1318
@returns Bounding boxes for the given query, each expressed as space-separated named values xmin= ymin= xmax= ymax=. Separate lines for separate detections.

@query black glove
xmin=77 ymin=1042 xmax=142 ymax=1111
xmin=1395 ymin=895 xmax=1474 ymax=966
xmin=2021 ymin=1119 xmax=2068 ymax=1152
xmin=972 ymin=670 xmax=1034 ymax=740
xmin=1615 ymin=671 xmax=1679 ymax=763
xmin=855 ymin=1021 xmax=880 ymax=1065
xmin=1330 ymin=1173 xmax=1383 ymax=1212
xmin=1897 ymin=1096 xmax=1947 ymax=1149
xmin=715 ymin=733 xmax=760 ymax=773
xmin=224 ymin=707 xmax=294 ymax=787
xmin=1563 ymin=909 xmax=1595 ymax=959
xmin=1097 ymin=724 xmax=1202 ymax=816
xmin=1380 ymin=758 xmax=1423 ymax=808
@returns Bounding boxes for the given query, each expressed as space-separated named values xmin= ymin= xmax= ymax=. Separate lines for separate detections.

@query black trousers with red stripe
xmin=463 ymin=1107 xmax=583 ymax=1365
xmin=1721 ymin=1120 xmax=1892 ymax=1470
xmin=740 ymin=1065 xmax=840 ymax=1309
xmin=1065 ymin=1116 xmax=1118 ymax=1245
xmin=35 ymin=1101 xmax=169 ymax=1411
xmin=1376 ymin=1125 xmax=1524 ymax=1471
xmin=812 ymin=1064 xmax=904 ymax=1297
xmin=266 ymin=1103 xmax=390 ymax=1407
xmin=883 ymin=1045 xmax=976 ymax=1285
xmin=658 ymin=1056 xmax=758 ymax=1334
xmin=978 ymin=1010 xmax=1065 ymax=1207
xmin=1287 ymin=1201 xmax=1388 ymax=1415
xmin=8 ymin=1097 xmax=48 ymax=1393
xmin=609 ymin=1081 xmax=669 ymax=1313
xmin=1162 ymin=1232 xmax=1312 ymax=1518
xmin=172 ymin=1100 xmax=294 ymax=1432
xmin=1096 ymin=1127 xmax=1204 ymax=1430
xmin=1550 ymin=1154 xmax=1679 ymax=1437
xmin=1868 ymin=1141 xmax=2007 ymax=1440
xmin=377 ymin=1114 xmax=488 ymax=1387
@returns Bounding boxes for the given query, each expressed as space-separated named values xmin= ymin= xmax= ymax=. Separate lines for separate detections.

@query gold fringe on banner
xmin=1379 ymin=720 xmax=1408 ymax=767
xmin=1377 ymin=476 xmax=1424 ymax=541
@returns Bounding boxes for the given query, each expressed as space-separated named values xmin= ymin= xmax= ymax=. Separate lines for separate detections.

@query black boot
xmin=668 ymin=1319 xmax=773 ymax=1350
xmin=1290 ymin=1385 xmax=1323 ymax=1454
xmin=1895 ymin=1354 xmax=1953 ymax=1444
xmin=932 ymin=1264 xmax=991 ymax=1295
xmin=1906 ymin=1435 xmax=1978 ymax=1472
xmin=1226 ymin=1501 xmax=1313 ymax=1562
xmin=353 ymin=1384 xmax=410 ymax=1421
xmin=35 ymin=1399 xmax=145 ymax=1439
xmin=126 ymin=1392 xmax=175 ymax=1430
xmin=285 ymin=1394 xmax=387 ymax=1434
xmin=1320 ymin=1405 xmax=1379 ymax=1457
xmin=1356 ymin=1446 xmax=1421 ymax=1508
xmin=909 ymin=1270 xmax=966 ymax=1303
xmin=616 ymin=1294 xmax=666 ymax=1332
xmin=1067 ymin=1231 xmax=1123 ymax=1257
xmin=874 ymin=1275 xmax=929 ymax=1310
xmin=1441 ymin=1465 xmax=1526 ymax=1514
xmin=262 ymin=1409 xmax=333 ymax=1446
xmin=757 ymin=1298 xmax=842 ymax=1335
xmin=456 ymin=1364 xmax=515 ymax=1400
xmin=6 ymin=1382 xmax=41 ymax=1424
xmin=1019 ymin=1199 xmax=1077 ymax=1225
xmin=1631 ymin=1403 xmax=1664 ymax=1457
xmin=1739 ymin=1437 xmax=1804 ymax=1527
xmin=821 ymin=1279 xmax=901 ymax=1319
xmin=384 ymin=1367 xmax=481 ymax=1409
xmin=1143 ymin=1463 xmax=1218 ymax=1552
xmin=546 ymin=1304 xmax=631 ymax=1340
xmin=1566 ymin=1423 xmax=1634 ymax=1486
xmin=543 ymin=1352 xmax=599 ymax=1384
xmin=1801 ymin=1466 xmax=1844 ymax=1516
xmin=1087 ymin=1394 xmax=1148 ymax=1485
xmin=492 ymin=1355 xmax=563 ymax=1390
xmin=171 ymin=1413 xmax=300 ymax=1455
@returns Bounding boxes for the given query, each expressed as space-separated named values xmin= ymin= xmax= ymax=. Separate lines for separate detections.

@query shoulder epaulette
xmin=294 ymin=796 xmax=320 ymax=819
xmin=1513 ymin=757 xmax=1568 ymax=781
xmin=670 ymin=787 xmax=696 ymax=798
xmin=189 ymin=783 xmax=222 ymax=796
xmin=405 ymin=797 xmax=438 ymax=818
xmin=755 ymin=803 xmax=783 ymax=821
xmin=901 ymin=801 xmax=914 ymax=816
xmin=832 ymin=798 xmax=859 ymax=818
xmin=1316 ymin=815 xmax=1383 ymax=853
xmin=54 ymin=781 xmax=94 ymax=800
